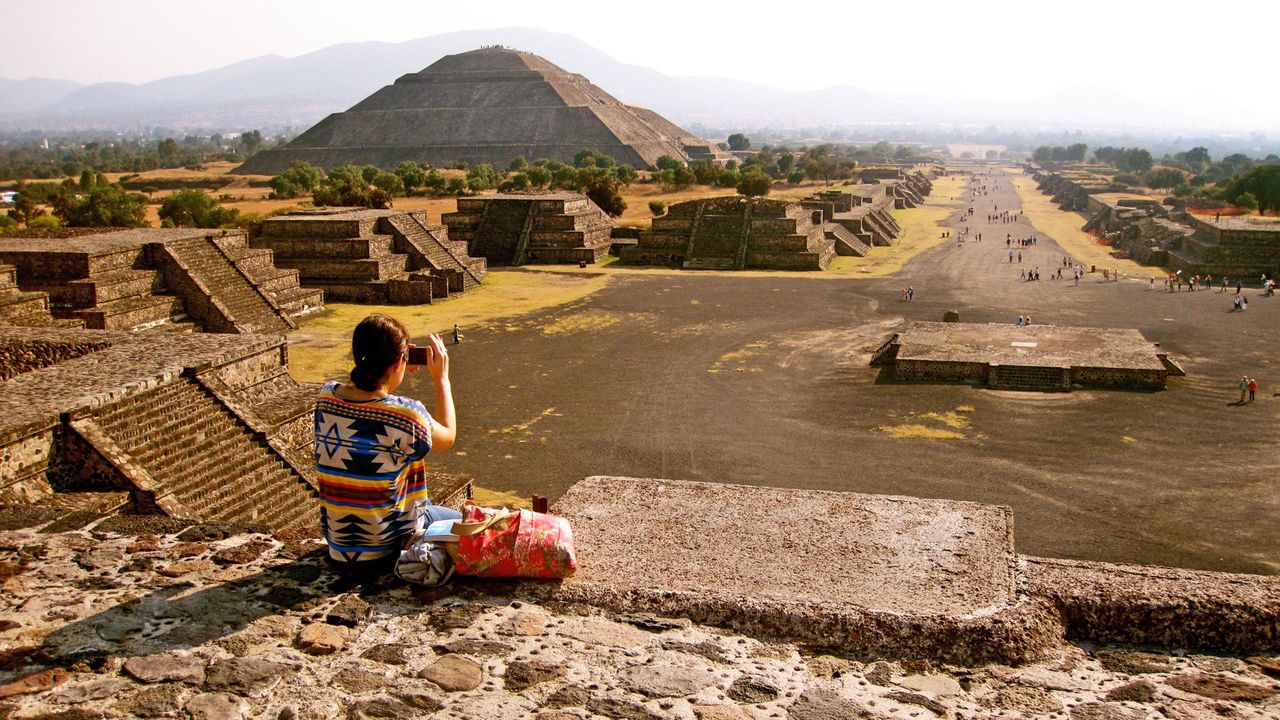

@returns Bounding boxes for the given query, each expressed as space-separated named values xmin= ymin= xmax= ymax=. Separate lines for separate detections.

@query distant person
xmin=1240 ymin=377 xmax=1249 ymax=403
xmin=452 ymin=323 xmax=461 ymax=345
xmin=314 ymin=315 xmax=460 ymax=573
xmin=1248 ymin=378 xmax=1258 ymax=403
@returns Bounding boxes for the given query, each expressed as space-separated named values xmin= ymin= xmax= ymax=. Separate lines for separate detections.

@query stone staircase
xmin=21 ymin=249 xmax=189 ymax=332
xmin=824 ymin=223 xmax=871 ymax=257
xmin=213 ymin=236 xmax=324 ymax=320
xmin=382 ymin=213 xmax=485 ymax=290
xmin=0 ymin=264 xmax=72 ymax=327
xmin=443 ymin=193 xmax=614 ymax=265
xmin=79 ymin=377 xmax=317 ymax=530
xmin=155 ymin=236 xmax=294 ymax=335
xmin=987 ymin=364 xmax=1071 ymax=392
xmin=864 ymin=209 xmax=900 ymax=246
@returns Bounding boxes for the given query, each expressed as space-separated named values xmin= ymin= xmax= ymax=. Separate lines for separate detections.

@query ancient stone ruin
xmin=235 ymin=46 xmax=727 ymax=174
xmin=871 ymin=321 xmax=1184 ymax=391
xmin=619 ymin=196 xmax=837 ymax=270
xmin=800 ymin=184 xmax=903 ymax=251
xmin=1033 ymin=164 xmax=1280 ymax=278
xmin=255 ymin=208 xmax=486 ymax=303
xmin=0 ymin=327 xmax=317 ymax=530
xmin=0 ymin=229 xmax=321 ymax=334
xmin=442 ymin=193 xmax=613 ymax=265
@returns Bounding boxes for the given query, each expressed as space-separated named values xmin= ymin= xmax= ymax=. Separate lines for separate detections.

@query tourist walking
xmin=1240 ymin=377 xmax=1249 ymax=403
xmin=1248 ymin=378 xmax=1258 ymax=403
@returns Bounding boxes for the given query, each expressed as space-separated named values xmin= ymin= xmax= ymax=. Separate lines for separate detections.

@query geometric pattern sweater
xmin=314 ymin=381 xmax=434 ymax=562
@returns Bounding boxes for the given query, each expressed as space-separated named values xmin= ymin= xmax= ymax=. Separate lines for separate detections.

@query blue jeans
xmin=421 ymin=505 xmax=463 ymax=524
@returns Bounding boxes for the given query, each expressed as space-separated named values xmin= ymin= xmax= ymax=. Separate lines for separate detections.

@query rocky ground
xmin=1 ymin=525 xmax=1278 ymax=719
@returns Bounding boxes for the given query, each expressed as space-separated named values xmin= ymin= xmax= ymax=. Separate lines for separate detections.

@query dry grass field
xmin=1009 ymin=170 xmax=1150 ymax=275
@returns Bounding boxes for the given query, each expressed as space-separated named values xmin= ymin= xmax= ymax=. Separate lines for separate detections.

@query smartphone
xmin=407 ymin=346 xmax=430 ymax=365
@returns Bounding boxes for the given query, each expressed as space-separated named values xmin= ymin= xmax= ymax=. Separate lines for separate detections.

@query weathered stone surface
xmin=211 ymin=541 xmax=269 ymax=566
xmin=360 ymin=645 xmax=409 ymax=665
xmin=619 ymin=660 xmax=718 ymax=698
xmin=543 ymin=684 xmax=590 ymax=709
xmin=123 ymin=654 xmax=207 ymax=685
xmin=326 ymin=595 xmax=372 ymax=628
xmin=985 ymin=685 xmax=1064 ymax=714
xmin=726 ymin=675 xmax=778 ymax=703
xmin=112 ymin=682 xmax=190 ymax=717
xmin=431 ymin=639 xmax=514 ymax=657
xmin=787 ymin=689 xmax=877 ymax=720
xmin=203 ymin=658 xmax=292 ymax=697
xmin=557 ymin=617 xmax=654 ymax=649
xmin=584 ymin=696 xmax=665 ymax=720
xmin=502 ymin=660 xmax=563 ymax=692
xmin=692 ymin=704 xmax=755 ymax=720
xmin=345 ymin=697 xmax=418 ymax=720
xmin=332 ymin=668 xmax=391 ymax=695
xmin=1104 ymin=679 xmax=1157 ymax=703
xmin=898 ymin=673 xmax=963 ymax=696
xmin=418 ymin=655 xmax=483 ymax=692
xmin=392 ymin=689 xmax=444 ymax=712
xmin=806 ymin=655 xmax=854 ymax=680
xmin=1247 ymin=656 xmax=1280 ymax=679
xmin=1069 ymin=701 xmax=1148 ymax=720
xmin=296 ymin=622 xmax=351 ymax=655
xmin=506 ymin=611 xmax=549 ymax=636
xmin=47 ymin=677 xmax=131 ymax=703
xmin=1094 ymin=649 xmax=1175 ymax=675
xmin=185 ymin=692 xmax=248 ymax=720
xmin=157 ymin=559 xmax=216 ymax=578
xmin=1165 ymin=673 xmax=1277 ymax=701
xmin=0 ymin=668 xmax=69 ymax=699
xmin=885 ymin=690 xmax=947 ymax=716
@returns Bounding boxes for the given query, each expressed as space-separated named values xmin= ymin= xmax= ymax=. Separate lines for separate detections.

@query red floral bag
xmin=450 ymin=501 xmax=577 ymax=579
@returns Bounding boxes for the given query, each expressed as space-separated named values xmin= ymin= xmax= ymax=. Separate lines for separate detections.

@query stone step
xmin=270 ymin=286 xmax=325 ymax=318
xmin=43 ymin=269 xmax=162 ymax=308
xmin=0 ymin=265 xmax=18 ymax=291
xmin=72 ymin=294 xmax=184 ymax=332
xmin=0 ymin=290 xmax=51 ymax=318
xmin=286 ymin=255 xmax=408 ymax=282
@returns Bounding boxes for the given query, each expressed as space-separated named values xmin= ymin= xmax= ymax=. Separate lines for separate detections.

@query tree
xmin=0 ymin=212 xmax=17 ymax=234
xmin=655 ymin=155 xmax=683 ymax=171
xmin=717 ymin=170 xmax=741 ymax=188
xmin=1224 ymin=165 xmax=1280 ymax=214
xmin=269 ymin=161 xmax=325 ymax=199
xmin=11 ymin=187 xmax=41 ymax=225
xmin=371 ymin=171 xmax=405 ymax=197
xmin=79 ymin=169 xmax=95 ymax=191
xmin=63 ymin=185 xmax=147 ymax=227
xmin=526 ymin=166 xmax=551 ymax=188
xmin=1144 ymin=168 xmax=1186 ymax=192
xmin=613 ymin=165 xmax=638 ymax=186
xmin=727 ymin=133 xmax=750 ymax=151
xmin=239 ymin=130 xmax=264 ymax=156
xmin=737 ymin=170 xmax=772 ymax=197
xmin=777 ymin=153 xmax=795 ymax=173
xmin=576 ymin=168 xmax=626 ymax=217
xmin=508 ymin=156 xmax=527 ymax=171
xmin=1032 ymin=146 xmax=1053 ymax=163
xmin=158 ymin=189 xmax=239 ymax=228
xmin=1234 ymin=192 xmax=1259 ymax=212
xmin=648 ymin=200 xmax=666 ymax=216
xmin=690 ymin=160 xmax=719 ymax=185
xmin=394 ymin=161 xmax=428 ymax=194
xmin=985 ymin=150 xmax=999 ymax=160
xmin=157 ymin=138 xmax=180 ymax=165
xmin=465 ymin=164 xmax=498 ymax=192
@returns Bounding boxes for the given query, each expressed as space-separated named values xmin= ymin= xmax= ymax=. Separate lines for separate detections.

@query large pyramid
xmin=235 ymin=47 xmax=723 ymax=174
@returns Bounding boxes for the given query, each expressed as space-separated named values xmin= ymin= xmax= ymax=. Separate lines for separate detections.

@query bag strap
xmin=451 ymin=507 xmax=511 ymax=537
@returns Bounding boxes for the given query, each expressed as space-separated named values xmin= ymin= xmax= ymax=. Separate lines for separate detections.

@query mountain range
xmin=0 ymin=27 xmax=1273 ymax=136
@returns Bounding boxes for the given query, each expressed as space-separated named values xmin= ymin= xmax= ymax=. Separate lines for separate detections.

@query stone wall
xmin=0 ymin=336 xmax=113 ymax=381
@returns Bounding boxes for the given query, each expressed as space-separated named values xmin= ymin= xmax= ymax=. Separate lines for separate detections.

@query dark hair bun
xmin=349 ymin=314 xmax=410 ymax=392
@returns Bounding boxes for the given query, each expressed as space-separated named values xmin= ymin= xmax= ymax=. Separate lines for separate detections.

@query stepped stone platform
xmin=235 ymin=46 xmax=722 ymax=173
xmin=619 ymin=196 xmax=837 ymax=270
xmin=803 ymin=185 xmax=902 ymax=248
xmin=441 ymin=193 xmax=613 ymax=265
xmin=0 ymin=229 xmax=320 ymax=334
xmin=552 ymin=476 xmax=1055 ymax=664
xmin=0 ymin=326 xmax=320 ymax=530
xmin=871 ymin=322 xmax=1183 ymax=391
xmin=256 ymin=208 xmax=485 ymax=302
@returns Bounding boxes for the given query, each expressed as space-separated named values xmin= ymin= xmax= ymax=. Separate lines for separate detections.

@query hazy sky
xmin=8 ymin=0 xmax=1280 ymax=120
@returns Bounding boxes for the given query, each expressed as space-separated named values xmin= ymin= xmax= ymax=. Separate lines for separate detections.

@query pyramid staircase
xmin=443 ymin=193 xmax=614 ymax=265
xmin=155 ymin=236 xmax=295 ymax=334
xmin=71 ymin=376 xmax=318 ymax=530
xmin=213 ymin=235 xmax=324 ymax=320
xmin=382 ymin=212 xmax=486 ymax=291
xmin=0 ymin=264 xmax=77 ymax=327
xmin=8 ymin=246 xmax=191 ymax=332
xmin=824 ymin=223 xmax=871 ymax=257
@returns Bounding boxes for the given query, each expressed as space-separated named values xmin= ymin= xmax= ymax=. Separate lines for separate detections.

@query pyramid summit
xmin=235 ymin=46 xmax=724 ymax=174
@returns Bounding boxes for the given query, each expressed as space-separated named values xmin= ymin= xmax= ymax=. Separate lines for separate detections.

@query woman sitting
xmin=314 ymin=314 xmax=460 ymax=571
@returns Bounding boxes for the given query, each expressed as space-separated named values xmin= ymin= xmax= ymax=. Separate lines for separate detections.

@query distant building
xmin=0 ymin=192 xmax=15 ymax=206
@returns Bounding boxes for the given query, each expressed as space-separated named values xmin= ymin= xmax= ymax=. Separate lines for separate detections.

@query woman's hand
xmin=423 ymin=332 xmax=449 ymax=383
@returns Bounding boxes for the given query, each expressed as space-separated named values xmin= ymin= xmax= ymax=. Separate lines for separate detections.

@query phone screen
xmin=407 ymin=346 xmax=430 ymax=365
